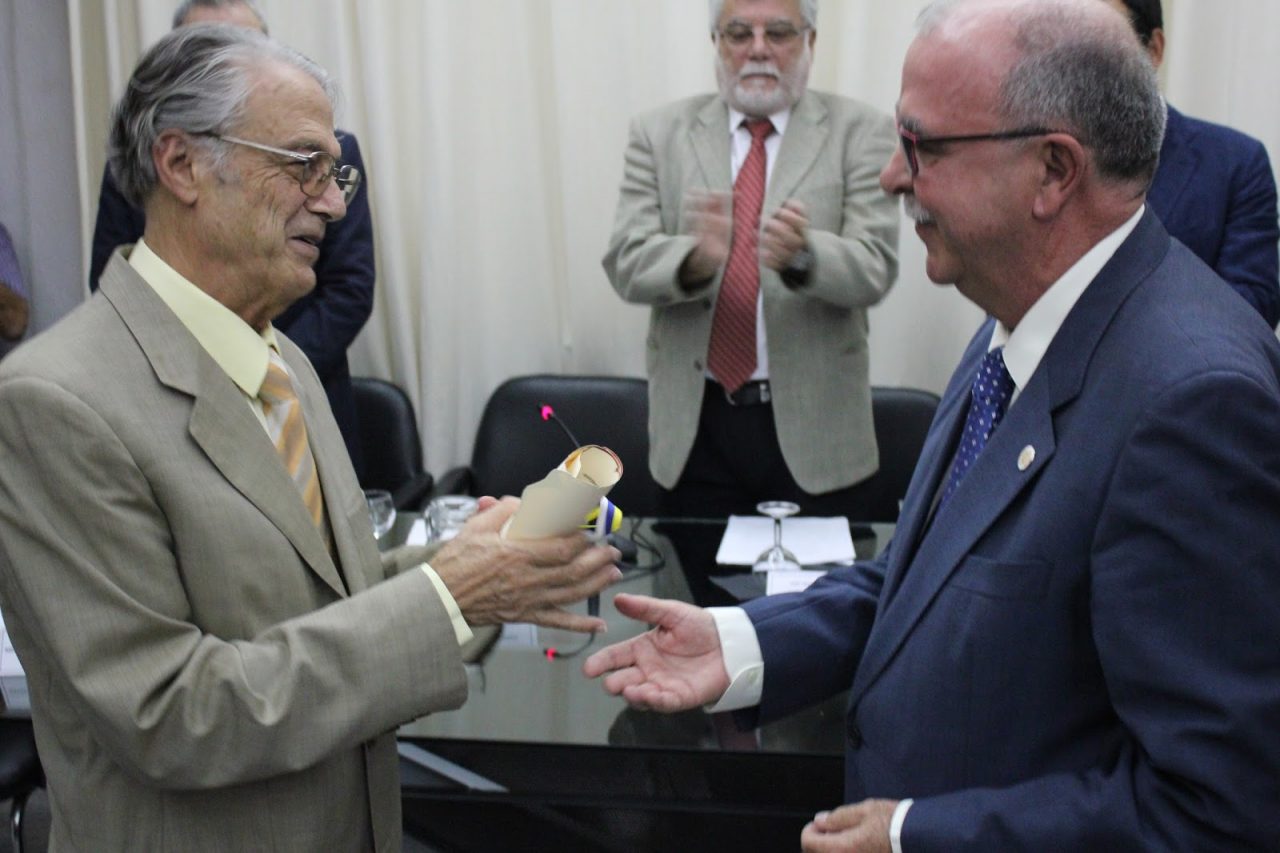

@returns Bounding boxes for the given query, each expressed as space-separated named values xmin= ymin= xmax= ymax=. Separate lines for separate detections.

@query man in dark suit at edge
xmin=1107 ymin=0 xmax=1280 ymax=328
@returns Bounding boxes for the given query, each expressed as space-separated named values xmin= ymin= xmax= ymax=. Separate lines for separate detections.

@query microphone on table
xmin=537 ymin=403 xmax=638 ymax=619
xmin=540 ymin=404 xmax=581 ymax=449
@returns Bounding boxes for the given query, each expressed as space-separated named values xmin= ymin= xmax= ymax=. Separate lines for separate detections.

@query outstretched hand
xmin=582 ymin=593 xmax=730 ymax=712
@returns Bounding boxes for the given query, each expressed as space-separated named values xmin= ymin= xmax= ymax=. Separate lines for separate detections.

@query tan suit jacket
xmin=603 ymin=90 xmax=899 ymax=493
xmin=0 ymin=254 xmax=466 ymax=851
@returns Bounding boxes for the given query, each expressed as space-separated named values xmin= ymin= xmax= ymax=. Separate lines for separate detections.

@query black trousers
xmin=660 ymin=380 xmax=869 ymax=519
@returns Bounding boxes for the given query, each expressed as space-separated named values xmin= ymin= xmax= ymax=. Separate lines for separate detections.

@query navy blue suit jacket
xmin=88 ymin=132 xmax=375 ymax=477
xmin=743 ymin=211 xmax=1280 ymax=849
xmin=1148 ymin=105 xmax=1280 ymax=327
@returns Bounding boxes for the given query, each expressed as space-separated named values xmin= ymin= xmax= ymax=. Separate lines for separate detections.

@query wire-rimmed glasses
xmin=208 ymin=133 xmax=362 ymax=203
xmin=717 ymin=21 xmax=810 ymax=50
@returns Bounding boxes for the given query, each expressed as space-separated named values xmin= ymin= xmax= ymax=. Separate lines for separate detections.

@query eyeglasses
xmin=717 ymin=21 xmax=809 ymax=49
xmin=897 ymin=125 xmax=1061 ymax=177
xmin=207 ymin=134 xmax=362 ymax=204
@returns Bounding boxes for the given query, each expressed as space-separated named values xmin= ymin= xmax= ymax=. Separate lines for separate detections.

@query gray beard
xmin=715 ymin=51 xmax=811 ymax=117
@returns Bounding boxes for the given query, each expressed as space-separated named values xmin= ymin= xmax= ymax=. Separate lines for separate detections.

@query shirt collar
xmin=991 ymin=206 xmax=1145 ymax=391
xmin=727 ymin=104 xmax=791 ymax=138
xmin=128 ymin=238 xmax=280 ymax=398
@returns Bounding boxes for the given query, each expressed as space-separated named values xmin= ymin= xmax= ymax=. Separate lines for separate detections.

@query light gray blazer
xmin=0 ymin=253 xmax=466 ymax=851
xmin=603 ymin=90 xmax=900 ymax=493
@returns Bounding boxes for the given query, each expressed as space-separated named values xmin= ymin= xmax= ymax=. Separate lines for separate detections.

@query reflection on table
xmin=399 ymin=517 xmax=889 ymax=755
xmin=394 ymin=514 xmax=893 ymax=852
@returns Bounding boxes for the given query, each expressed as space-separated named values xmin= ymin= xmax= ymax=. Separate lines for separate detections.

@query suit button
xmin=847 ymin=722 xmax=863 ymax=750
xmin=702 ymin=298 xmax=712 ymax=310
xmin=693 ymin=359 xmax=703 ymax=371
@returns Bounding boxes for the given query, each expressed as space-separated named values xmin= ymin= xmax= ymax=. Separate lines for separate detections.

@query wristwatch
xmin=782 ymin=246 xmax=814 ymax=286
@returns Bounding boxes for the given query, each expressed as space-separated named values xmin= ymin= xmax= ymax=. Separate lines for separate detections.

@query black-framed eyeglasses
xmin=897 ymin=125 xmax=1061 ymax=177
xmin=207 ymin=134 xmax=362 ymax=204
xmin=717 ymin=21 xmax=810 ymax=49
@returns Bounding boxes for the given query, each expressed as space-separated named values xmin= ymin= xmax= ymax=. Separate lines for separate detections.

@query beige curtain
xmin=66 ymin=0 xmax=1280 ymax=473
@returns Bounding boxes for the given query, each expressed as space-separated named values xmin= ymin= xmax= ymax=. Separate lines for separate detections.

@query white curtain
xmin=65 ymin=0 xmax=1280 ymax=473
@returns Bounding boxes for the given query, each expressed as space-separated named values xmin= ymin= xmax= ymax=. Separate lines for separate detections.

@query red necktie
xmin=707 ymin=118 xmax=774 ymax=393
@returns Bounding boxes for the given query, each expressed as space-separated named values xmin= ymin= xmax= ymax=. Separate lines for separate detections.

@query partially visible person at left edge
xmin=88 ymin=0 xmax=375 ymax=474
xmin=0 ymin=223 xmax=30 ymax=351
xmin=1107 ymin=0 xmax=1280 ymax=328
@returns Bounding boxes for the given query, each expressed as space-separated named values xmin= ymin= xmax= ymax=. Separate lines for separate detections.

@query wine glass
xmin=363 ymin=489 xmax=397 ymax=540
xmin=425 ymin=495 xmax=479 ymax=542
xmin=753 ymin=500 xmax=801 ymax=572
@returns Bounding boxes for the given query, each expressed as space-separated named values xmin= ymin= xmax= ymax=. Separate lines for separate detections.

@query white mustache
xmin=902 ymin=195 xmax=935 ymax=225
xmin=736 ymin=62 xmax=781 ymax=82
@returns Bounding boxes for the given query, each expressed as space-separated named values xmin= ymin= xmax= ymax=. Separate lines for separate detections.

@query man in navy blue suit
xmin=1108 ymin=0 xmax=1280 ymax=328
xmin=585 ymin=0 xmax=1280 ymax=850
xmin=89 ymin=0 xmax=375 ymax=476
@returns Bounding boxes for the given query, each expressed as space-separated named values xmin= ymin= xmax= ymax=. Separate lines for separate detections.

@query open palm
xmin=583 ymin=593 xmax=731 ymax=712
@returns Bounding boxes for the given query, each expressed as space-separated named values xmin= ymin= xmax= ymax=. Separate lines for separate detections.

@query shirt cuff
xmin=704 ymin=606 xmax=764 ymax=712
xmin=890 ymin=798 xmax=913 ymax=853
xmin=419 ymin=563 xmax=474 ymax=646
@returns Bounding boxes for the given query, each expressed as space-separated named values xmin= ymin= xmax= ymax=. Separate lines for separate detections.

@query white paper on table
xmin=765 ymin=569 xmax=829 ymax=595
xmin=406 ymin=517 xmax=429 ymax=546
xmin=0 ymin=608 xmax=27 ymax=711
xmin=503 ymin=445 xmax=622 ymax=539
xmin=715 ymin=516 xmax=856 ymax=566
xmin=0 ymin=609 xmax=24 ymax=677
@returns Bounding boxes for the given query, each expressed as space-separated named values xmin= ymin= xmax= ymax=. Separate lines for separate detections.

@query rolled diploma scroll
xmin=502 ymin=445 xmax=623 ymax=539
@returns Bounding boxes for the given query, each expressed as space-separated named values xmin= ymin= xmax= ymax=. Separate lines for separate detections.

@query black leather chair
xmin=352 ymin=377 xmax=434 ymax=511
xmin=843 ymin=387 xmax=941 ymax=522
xmin=0 ymin=719 xmax=42 ymax=853
xmin=434 ymin=374 xmax=663 ymax=517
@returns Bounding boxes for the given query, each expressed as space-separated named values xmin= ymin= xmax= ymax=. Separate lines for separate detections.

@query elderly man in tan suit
xmin=0 ymin=24 xmax=618 ymax=852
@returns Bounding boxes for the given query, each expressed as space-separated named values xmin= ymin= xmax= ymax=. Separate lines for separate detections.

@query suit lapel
xmin=100 ymin=254 xmax=349 ymax=598
xmin=690 ymin=97 xmax=732 ymax=192
xmin=850 ymin=211 xmax=1172 ymax=702
xmin=875 ymin=356 xmax=975 ymax=606
xmin=766 ymin=91 xmax=827 ymax=212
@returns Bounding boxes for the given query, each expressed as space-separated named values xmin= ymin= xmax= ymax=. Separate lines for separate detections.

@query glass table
xmin=393 ymin=515 xmax=893 ymax=852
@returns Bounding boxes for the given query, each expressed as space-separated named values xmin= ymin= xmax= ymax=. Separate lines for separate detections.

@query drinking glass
xmin=363 ymin=489 xmax=397 ymax=540
xmin=425 ymin=495 xmax=479 ymax=542
xmin=753 ymin=500 xmax=802 ymax=571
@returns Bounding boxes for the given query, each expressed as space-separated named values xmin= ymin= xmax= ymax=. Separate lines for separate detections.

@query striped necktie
xmin=707 ymin=117 xmax=774 ymax=393
xmin=259 ymin=350 xmax=327 ymax=533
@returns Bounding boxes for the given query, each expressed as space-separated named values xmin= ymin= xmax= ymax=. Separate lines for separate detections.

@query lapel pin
xmin=1017 ymin=445 xmax=1036 ymax=471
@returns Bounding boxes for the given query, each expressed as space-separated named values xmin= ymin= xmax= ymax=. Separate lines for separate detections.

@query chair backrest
xmin=469 ymin=375 xmax=663 ymax=517
xmin=841 ymin=387 xmax=941 ymax=522
xmin=352 ymin=377 xmax=425 ymax=494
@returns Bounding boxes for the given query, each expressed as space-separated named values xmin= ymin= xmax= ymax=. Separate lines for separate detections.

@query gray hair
xmin=708 ymin=0 xmax=818 ymax=33
xmin=918 ymin=0 xmax=1164 ymax=186
xmin=171 ymin=0 xmax=268 ymax=33
xmin=107 ymin=24 xmax=333 ymax=208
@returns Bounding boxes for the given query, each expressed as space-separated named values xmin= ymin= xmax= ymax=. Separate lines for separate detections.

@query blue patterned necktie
xmin=939 ymin=347 xmax=1016 ymax=507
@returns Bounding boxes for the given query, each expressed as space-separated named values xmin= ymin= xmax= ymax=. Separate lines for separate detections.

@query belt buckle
xmin=723 ymin=380 xmax=769 ymax=406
